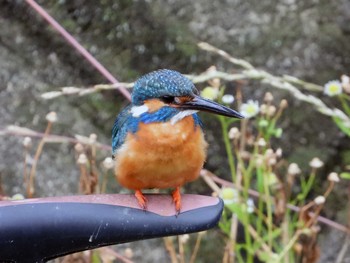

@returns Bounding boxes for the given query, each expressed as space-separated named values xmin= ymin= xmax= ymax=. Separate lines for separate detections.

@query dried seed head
xmin=279 ymin=99 xmax=288 ymax=109
xmin=265 ymin=148 xmax=274 ymax=157
xmin=74 ymin=143 xmax=84 ymax=153
xmin=288 ymin=163 xmax=301 ymax=175
xmin=77 ymin=154 xmax=88 ymax=165
xmin=240 ymin=150 xmax=251 ymax=160
xmin=257 ymin=138 xmax=267 ymax=147
xmin=314 ymin=195 xmax=326 ymax=205
xmin=46 ymin=111 xmax=57 ymax=123
xmin=327 ymin=172 xmax=340 ymax=183
xmin=267 ymin=105 xmax=276 ymax=116
xmin=275 ymin=148 xmax=283 ymax=158
xmin=264 ymin=92 xmax=274 ymax=103
xmin=103 ymin=157 xmax=114 ymax=170
xmin=260 ymin=104 xmax=267 ymax=114
xmin=23 ymin=136 xmax=32 ymax=148
xmin=309 ymin=157 xmax=324 ymax=169
xmin=268 ymin=158 xmax=277 ymax=166
xmin=228 ymin=127 xmax=241 ymax=140
xmin=89 ymin=133 xmax=97 ymax=144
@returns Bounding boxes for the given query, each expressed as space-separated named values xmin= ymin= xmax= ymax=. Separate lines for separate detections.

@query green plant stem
xmin=219 ymin=116 xmax=236 ymax=182
xmin=256 ymin=167 xmax=265 ymax=237
xmin=297 ymin=170 xmax=317 ymax=203
xmin=274 ymin=231 xmax=301 ymax=262
xmin=339 ymin=95 xmax=350 ymax=116
xmin=263 ymin=169 xmax=274 ymax=249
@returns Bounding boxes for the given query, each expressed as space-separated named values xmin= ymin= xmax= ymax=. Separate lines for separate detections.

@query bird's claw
xmin=172 ymin=187 xmax=181 ymax=216
xmin=135 ymin=190 xmax=147 ymax=210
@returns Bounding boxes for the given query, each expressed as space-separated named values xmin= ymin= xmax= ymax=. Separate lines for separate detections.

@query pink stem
xmin=25 ymin=0 xmax=131 ymax=101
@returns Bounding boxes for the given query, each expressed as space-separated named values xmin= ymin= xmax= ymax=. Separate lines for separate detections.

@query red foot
xmin=172 ymin=187 xmax=181 ymax=215
xmin=135 ymin=190 xmax=147 ymax=210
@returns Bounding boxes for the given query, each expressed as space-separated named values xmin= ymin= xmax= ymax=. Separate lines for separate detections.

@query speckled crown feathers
xmin=131 ymin=69 xmax=198 ymax=105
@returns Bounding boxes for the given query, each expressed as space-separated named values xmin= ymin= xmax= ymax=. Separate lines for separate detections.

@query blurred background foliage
xmin=0 ymin=0 xmax=350 ymax=262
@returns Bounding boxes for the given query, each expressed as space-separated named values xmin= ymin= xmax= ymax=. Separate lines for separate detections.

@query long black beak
xmin=178 ymin=95 xmax=244 ymax=119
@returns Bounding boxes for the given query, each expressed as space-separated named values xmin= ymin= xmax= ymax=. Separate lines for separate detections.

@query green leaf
xmin=226 ymin=203 xmax=247 ymax=222
xmin=332 ymin=116 xmax=350 ymax=137
xmin=340 ymin=172 xmax=350 ymax=180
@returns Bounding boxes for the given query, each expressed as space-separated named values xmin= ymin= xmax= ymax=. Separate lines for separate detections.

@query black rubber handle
xmin=0 ymin=194 xmax=223 ymax=262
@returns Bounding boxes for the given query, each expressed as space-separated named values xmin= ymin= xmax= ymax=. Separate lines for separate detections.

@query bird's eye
xmin=161 ymin=96 xmax=176 ymax=104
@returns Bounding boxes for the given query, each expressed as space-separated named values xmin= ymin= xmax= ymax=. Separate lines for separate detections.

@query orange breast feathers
xmin=114 ymin=115 xmax=208 ymax=190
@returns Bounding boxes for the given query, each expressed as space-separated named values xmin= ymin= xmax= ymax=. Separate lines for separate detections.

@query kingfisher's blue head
xmin=131 ymin=69 xmax=244 ymax=118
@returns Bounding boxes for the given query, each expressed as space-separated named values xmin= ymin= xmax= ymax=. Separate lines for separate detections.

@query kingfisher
xmin=112 ymin=69 xmax=243 ymax=214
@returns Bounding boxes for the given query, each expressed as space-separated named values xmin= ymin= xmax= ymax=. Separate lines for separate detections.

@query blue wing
xmin=112 ymin=104 xmax=132 ymax=158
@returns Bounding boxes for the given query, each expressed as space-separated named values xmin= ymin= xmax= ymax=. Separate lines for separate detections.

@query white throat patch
xmin=131 ymin=105 xmax=149 ymax=117
xmin=170 ymin=110 xmax=198 ymax=125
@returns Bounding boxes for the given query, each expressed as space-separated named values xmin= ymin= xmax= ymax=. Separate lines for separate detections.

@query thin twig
xmin=1 ymin=125 xmax=111 ymax=151
xmin=163 ymin=237 xmax=179 ymax=263
xmin=25 ymin=0 xmax=131 ymax=101
xmin=335 ymin=234 xmax=350 ymax=263
xmin=178 ymin=236 xmax=185 ymax=263
xmin=189 ymin=232 xmax=204 ymax=263
xmin=27 ymin=121 xmax=52 ymax=198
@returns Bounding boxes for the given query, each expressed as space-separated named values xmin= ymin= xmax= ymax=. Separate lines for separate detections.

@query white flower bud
xmin=267 ymin=105 xmax=276 ymax=116
xmin=246 ymin=198 xmax=255 ymax=213
xmin=327 ymin=172 xmax=340 ymax=183
xmin=46 ymin=111 xmax=57 ymax=123
xmin=23 ymin=136 xmax=32 ymax=148
xmin=257 ymin=138 xmax=266 ymax=147
xmin=309 ymin=157 xmax=324 ymax=169
xmin=77 ymin=154 xmax=88 ymax=165
xmin=264 ymin=92 xmax=274 ymax=102
xmin=228 ymin=127 xmax=240 ymax=140
xmin=103 ymin=157 xmax=114 ymax=170
xmin=222 ymin=94 xmax=235 ymax=104
xmin=275 ymin=148 xmax=283 ymax=158
xmin=279 ymin=99 xmax=288 ymax=109
xmin=314 ymin=195 xmax=326 ymax=205
xmin=288 ymin=163 xmax=301 ymax=175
